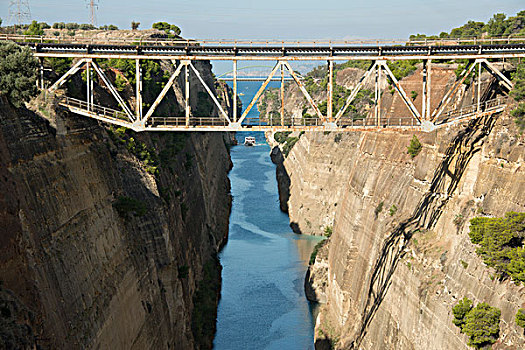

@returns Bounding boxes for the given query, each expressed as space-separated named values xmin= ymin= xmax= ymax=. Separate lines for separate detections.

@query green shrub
xmin=410 ymin=90 xmax=418 ymax=100
xmin=282 ymin=137 xmax=299 ymax=157
xmin=516 ymin=309 xmax=525 ymax=328
xmin=453 ymin=297 xmax=473 ymax=328
xmin=309 ymin=239 xmax=327 ymax=265
xmin=468 ymin=212 xmax=525 ymax=283
xmin=113 ymin=196 xmax=147 ymax=217
xmin=460 ymin=260 xmax=469 ymax=269
xmin=324 ymin=226 xmax=333 ymax=238
xmin=407 ymin=135 xmax=422 ymax=158
xmin=511 ymin=103 xmax=525 ymax=133
xmin=463 ymin=303 xmax=501 ymax=348
xmin=334 ymin=133 xmax=342 ymax=143
xmin=274 ymin=131 xmax=291 ymax=143
xmin=452 ymin=298 xmax=501 ymax=348
xmin=152 ymin=22 xmax=181 ymax=35
xmin=389 ymin=205 xmax=398 ymax=216
xmin=374 ymin=202 xmax=384 ymax=218
xmin=23 ymin=20 xmax=44 ymax=36
xmin=0 ymin=42 xmax=39 ymax=107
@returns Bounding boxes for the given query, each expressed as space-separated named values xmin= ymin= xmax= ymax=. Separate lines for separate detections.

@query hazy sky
xmin=2 ymin=0 xmax=524 ymax=40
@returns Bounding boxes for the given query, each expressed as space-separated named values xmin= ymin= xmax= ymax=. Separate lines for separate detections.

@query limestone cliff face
xmin=278 ymin=108 xmax=525 ymax=348
xmin=0 ymin=95 xmax=233 ymax=349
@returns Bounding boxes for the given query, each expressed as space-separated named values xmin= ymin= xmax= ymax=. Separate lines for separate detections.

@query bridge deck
xmin=58 ymin=96 xmax=506 ymax=132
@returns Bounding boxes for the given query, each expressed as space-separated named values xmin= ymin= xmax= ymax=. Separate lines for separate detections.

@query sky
xmin=2 ymin=0 xmax=524 ymax=40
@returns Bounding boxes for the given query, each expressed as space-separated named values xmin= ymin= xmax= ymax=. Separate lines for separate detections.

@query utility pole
xmin=8 ymin=0 xmax=31 ymax=29
xmin=87 ymin=0 xmax=98 ymax=27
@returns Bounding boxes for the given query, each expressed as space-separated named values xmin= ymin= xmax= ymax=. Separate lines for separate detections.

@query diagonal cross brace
xmin=48 ymin=58 xmax=87 ymax=92
xmin=431 ymin=60 xmax=477 ymax=122
xmin=189 ymin=62 xmax=231 ymax=124
xmin=143 ymin=62 xmax=184 ymax=122
xmin=237 ymin=62 xmax=281 ymax=124
xmin=283 ymin=61 xmax=325 ymax=122
xmin=380 ymin=61 xmax=422 ymax=123
xmin=479 ymin=59 xmax=513 ymax=91
xmin=335 ymin=62 xmax=377 ymax=123
xmin=91 ymin=61 xmax=135 ymax=122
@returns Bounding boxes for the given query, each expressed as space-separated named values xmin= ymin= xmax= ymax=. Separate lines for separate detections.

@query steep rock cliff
xmin=278 ymin=108 xmax=525 ymax=348
xmin=0 ymin=92 xmax=232 ymax=350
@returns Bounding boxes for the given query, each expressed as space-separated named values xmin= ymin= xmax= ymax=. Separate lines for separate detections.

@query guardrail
xmin=2 ymin=34 xmax=525 ymax=47
xmin=436 ymin=97 xmax=507 ymax=124
xmin=60 ymin=96 xmax=128 ymax=121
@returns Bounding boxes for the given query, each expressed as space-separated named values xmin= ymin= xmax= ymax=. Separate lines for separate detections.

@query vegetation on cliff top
xmin=0 ymin=41 xmax=39 ymax=107
xmin=468 ymin=212 xmax=525 ymax=283
xmin=516 ymin=309 xmax=525 ymax=329
xmin=452 ymin=297 xmax=501 ymax=348
xmin=410 ymin=11 xmax=525 ymax=40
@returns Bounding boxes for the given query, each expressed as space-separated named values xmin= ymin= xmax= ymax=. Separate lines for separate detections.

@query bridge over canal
xmin=5 ymin=35 xmax=525 ymax=132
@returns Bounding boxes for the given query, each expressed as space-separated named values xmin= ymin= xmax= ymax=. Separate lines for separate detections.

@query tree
xmin=407 ymin=135 xmax=422 ymax=158
xmin=511 ymin=63 xmax=525 ymax=102
xmin=152 ymin=22 xmax=181 ymax=35
xmin=462 ymin=303 xmax=501 ymax=348
xmin=453 ymin=297 xmax=473 ymax=328
xmin=131 ymin=21 xmax=140 ymax=30
xmin=23 ymin=20 xmax=44 ymax=36
xmin=0 ymin=42 xmax=39 ymax=107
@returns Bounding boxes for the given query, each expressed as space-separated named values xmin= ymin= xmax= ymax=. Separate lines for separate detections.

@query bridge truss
xmin=11 ymin=37 xmax=525 ymax=132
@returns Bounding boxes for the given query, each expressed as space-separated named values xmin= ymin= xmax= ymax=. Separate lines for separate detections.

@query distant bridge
xmin=4 ymin=35 xmax=524 ymax=132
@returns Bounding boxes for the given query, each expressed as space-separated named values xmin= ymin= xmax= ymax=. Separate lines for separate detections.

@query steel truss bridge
xmin=6 ymin=35 xmax=525 ymax=132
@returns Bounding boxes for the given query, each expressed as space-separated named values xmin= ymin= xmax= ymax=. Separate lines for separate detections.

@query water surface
xmin=214 ymin=128 xmax=320 ymax=349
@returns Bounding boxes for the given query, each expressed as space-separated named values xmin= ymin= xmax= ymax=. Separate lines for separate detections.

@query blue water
xmin=214 ymin=82 xmax=320 ymax=350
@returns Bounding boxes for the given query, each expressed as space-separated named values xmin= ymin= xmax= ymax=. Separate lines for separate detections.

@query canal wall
xmin=271 ymin=101 xmax=525 ymax=349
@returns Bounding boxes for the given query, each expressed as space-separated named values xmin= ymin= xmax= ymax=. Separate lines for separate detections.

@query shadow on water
xmin=214 ymin=129 xmax=322 ymax=350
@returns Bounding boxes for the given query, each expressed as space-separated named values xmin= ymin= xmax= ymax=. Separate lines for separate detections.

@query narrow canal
xmin=213 ymin=82 xmax=320 ymax=350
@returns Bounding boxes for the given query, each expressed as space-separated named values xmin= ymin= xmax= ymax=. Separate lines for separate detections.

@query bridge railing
xmin=60 ymin=96 xmax=128 ymax=121
xmin=3 ymin=34 xmax=525 ymax=47
xmin=436 ymin=97 xmax=507 ymax=124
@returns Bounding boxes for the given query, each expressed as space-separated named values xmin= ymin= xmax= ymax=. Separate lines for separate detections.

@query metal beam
xmin=431 ymin=60 xmax=477 ymax=122
xmin=477 ymin=60 xmax=481 ymax=113
xmin=426 ymin=59 xmax=431 ymax=120
xmin=136 ymin=59 xmax=143 ymax=121
xmin=422 ymin=60 xmax=427 ymax=121
xmin=143 ymin=62 xmax=184 ymax=122
xmin=380 ymin=61 xmax=422 ymax=123
xmin=327 ymin=60 xmax=333 ymax=122
xmin=237 ymin=62 xmax=281 ymax=124
xmin=189 ymin=62 xmax=231 ymax=124
xmin=334 ymin=61 xmax=377 ymax=123
xmin=185 ymin=63 xmax=190 ymax=126
xmin=280 ymin=63 xmax=285 ymax=127
xmin=479 ymin=59 xmax=513 ymax=91
xmin=233 ymin=60 xmax=238 ymax=123
xmin=48 ymin=58 xmax=87 ymax=92
xmin=91 ymin=60 xmax=135 ymax=121
xmin=86 ymin=60 xmax=91 ymax=111
xmin=283 ymin=61 xmax=325 ymax=122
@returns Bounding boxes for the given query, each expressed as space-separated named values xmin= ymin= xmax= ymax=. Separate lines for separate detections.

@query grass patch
xmin=309 ymin=239 xmax=327 ymax=265
xmin=282 ymin=137 xmax=299 ymax=157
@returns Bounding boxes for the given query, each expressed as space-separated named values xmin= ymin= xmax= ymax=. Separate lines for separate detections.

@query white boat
xmin=244 ymin=136 xmax=256 ymax=146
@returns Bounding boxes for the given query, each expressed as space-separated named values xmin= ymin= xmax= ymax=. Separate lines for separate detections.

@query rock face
xmin=0 ymin=94 xmax=233 ymax=349
xmin=278 ymin=108 xmax=525 ymax=348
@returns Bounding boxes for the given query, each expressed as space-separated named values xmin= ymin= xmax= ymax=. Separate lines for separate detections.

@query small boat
xmin=244 ymin=136 xmax=256 ymax=146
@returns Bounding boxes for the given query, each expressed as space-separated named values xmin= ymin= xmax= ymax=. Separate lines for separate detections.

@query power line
xmin=8 ymin=0 xmax=31 ymax=27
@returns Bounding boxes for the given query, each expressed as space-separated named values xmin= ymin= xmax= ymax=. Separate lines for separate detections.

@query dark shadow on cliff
xmin=348 ymin=114 xmax=498 ymax=349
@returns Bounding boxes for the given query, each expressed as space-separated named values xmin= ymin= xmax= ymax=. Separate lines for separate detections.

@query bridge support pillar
xmin=233 ymin=60 xmax=238 ymax=123
xmin=280 ymin=62 xmax=285 ymax=127
xmin=327 ymin=60 xmax=333 ymax=123
xmin=426 ymin=60 xmax=431 ymax=120
xmin=86 ymin=60 xmax=91 ymax=112
xmin=136 ymin=59 xmax=143 ymax=122
xmin=185 ymin=62 xmax=190 ymax=127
